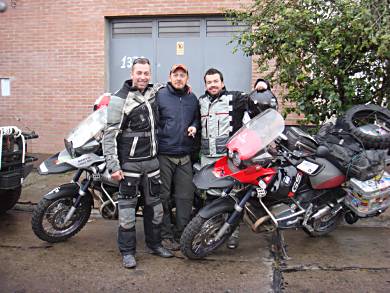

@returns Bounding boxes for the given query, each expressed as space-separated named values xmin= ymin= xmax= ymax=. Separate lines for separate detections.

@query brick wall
xmin=0 ymin=0 xmax=272 ymax=154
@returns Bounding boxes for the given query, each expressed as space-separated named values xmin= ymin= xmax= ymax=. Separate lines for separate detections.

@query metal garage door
xmin=109 ymin=16 xmax=251 ymax=97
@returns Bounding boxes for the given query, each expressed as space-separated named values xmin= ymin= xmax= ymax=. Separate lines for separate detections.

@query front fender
xmin=198 ymin=196 xmax=235 ymax=219
xmin=193 ymin=163 xmax=235 ymax=190
xmin=43 ymin=183 xmax=81 ymax=200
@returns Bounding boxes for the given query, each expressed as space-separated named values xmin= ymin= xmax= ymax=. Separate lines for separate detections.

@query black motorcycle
xmin=0 ymin=126 xmax=38 ymax=213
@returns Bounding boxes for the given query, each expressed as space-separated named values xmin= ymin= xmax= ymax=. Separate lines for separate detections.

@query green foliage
xmin=227 ymin=0 xmax=390 ymax=124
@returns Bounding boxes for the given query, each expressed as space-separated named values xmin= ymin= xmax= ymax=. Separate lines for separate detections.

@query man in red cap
xmin=156 ymin=64 xmax=200 ymax=250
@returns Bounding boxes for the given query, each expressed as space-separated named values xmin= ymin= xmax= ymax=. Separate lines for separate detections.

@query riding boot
xmin=118 ymin=226 xmax=136 ymax=256
xmin=226 ymin=225 xmax=240 ymax=249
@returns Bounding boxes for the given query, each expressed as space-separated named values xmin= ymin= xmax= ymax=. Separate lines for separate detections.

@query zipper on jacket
xmin=179 ymin=96 xmax=183 ymax=151
xmin=144 ymin=98 xmax=157 ymax=157
xmin=206 ymin=102 xmax=210 ymax=138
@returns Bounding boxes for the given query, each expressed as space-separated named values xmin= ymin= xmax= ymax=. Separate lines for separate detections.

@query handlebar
xmin=22 ymin=132 xmax=39 ymax=140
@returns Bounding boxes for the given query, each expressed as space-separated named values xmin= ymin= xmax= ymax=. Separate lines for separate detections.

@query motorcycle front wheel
xmin=180 ymin=212 xmax=235 ymax=259
xmin=31 ymin=190 xmax=92 ymax=243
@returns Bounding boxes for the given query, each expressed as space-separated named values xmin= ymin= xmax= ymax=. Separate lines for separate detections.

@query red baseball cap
xmin=170 ymin=64 xmax=188 ymax=74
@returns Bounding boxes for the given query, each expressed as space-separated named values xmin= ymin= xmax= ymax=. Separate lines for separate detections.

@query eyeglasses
xmin=132 ymin=57 xmax=150 ymax=66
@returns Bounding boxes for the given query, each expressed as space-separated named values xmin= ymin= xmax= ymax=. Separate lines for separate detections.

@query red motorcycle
xmin=180 ymin=108 xmax=390 ymax=259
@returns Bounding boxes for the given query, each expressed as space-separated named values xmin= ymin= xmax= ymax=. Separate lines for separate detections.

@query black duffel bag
xmin=315 ymin=123 xmax=386 ymax=181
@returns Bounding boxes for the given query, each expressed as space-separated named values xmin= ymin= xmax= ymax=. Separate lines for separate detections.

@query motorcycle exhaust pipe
xmin=243 ymin=205 xmax=271 ymax=233
xmin=312 ymin=206 xmax=331 ymax=220
xmin=252 ymin=215 xmax=271 ymax=233
xmin=312 ymin=204 xmax=343 ymax=220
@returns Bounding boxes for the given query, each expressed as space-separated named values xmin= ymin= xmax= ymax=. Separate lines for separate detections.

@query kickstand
xmin=271 ymin=228 xmax=289 ymax=260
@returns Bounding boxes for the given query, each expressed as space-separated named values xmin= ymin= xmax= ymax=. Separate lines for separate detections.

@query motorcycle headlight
xmin=231 ymin=151 xmax=242 ymax=168
xmin=64 ymin=139 xmax=75 ymax=158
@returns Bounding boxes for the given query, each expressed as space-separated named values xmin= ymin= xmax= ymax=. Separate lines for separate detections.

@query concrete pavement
xmin=1 ymin=170 xmax=389 ymax=292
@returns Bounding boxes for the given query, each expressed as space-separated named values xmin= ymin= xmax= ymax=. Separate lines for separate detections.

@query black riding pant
xmin=117 ymin=158 xmax=163 ymax=256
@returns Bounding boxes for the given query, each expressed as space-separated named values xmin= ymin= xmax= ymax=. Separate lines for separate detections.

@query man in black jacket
xmin=103 ymin=58 xmax=173 ymax=269
xmin=156 ymin=64 xmax=200 ymax=250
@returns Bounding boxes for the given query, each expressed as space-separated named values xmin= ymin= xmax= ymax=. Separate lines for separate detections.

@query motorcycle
xmin=0 ymin=126 xmax=38 ymax=213
xmin=180 ymin=106 xmax=390 ymax=259
xmin=31 ymin=95 xmax=128 ymax=242
xmin=31 ymin=94 xmax=202 ymax=243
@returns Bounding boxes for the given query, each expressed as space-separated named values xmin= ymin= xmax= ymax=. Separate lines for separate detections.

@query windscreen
xmin=226 ymin=109 xmax=284 ymax=160
xmin=65 ymin=107 xmax=107 ymax=149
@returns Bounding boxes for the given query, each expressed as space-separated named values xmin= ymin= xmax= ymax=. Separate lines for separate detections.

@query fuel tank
xmin=309 ymin=157 xmax=345 ymax=189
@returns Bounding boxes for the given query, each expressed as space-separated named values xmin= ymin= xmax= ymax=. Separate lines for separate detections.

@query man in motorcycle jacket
xmin=103 ymin=57 xmax=173 ymax=269
xmin=199 ymin=67 xmax=270 ymax=249
xmin=156 ymin=64 xmax=200 ymax=250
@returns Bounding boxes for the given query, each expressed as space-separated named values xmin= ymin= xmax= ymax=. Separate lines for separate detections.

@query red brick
xmin=0 ymin=0 xmax=293 ymax=153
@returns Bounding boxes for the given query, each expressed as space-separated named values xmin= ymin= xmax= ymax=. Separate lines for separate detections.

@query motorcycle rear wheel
xmin=31 ymin=191 xmax=92 ymax=243
xmin=0 ymin=187 xmax=22 ymax=214
xmin=180 ymin=212 xmax=235 ymax=259
xmin=303 ymin=212 xmax=341 ymax=237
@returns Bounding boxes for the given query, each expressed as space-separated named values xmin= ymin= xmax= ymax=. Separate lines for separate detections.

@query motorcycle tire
xmin=0 ymin=187 xmax=22 ymax=214
xmin=338 ymin=104 xmax=390 ymax=149
xmin=180 ymin=212 xmax=236 ymax=260
xmin=303 ymin=212 xmax=341 ymax=237
xmin=31 ymin=190 xmax=92 ymax=243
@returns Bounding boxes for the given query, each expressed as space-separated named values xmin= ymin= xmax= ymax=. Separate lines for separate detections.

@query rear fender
xmin=198 ymin=196 xmax=235 ymax=219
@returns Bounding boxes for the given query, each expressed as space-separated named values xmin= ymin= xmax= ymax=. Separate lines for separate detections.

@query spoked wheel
xmin=180 ymin=212 xmax=235 ymax=259
xmin=339 ymin=104 xmax=390 ymax=149
xmin=31 ymin=192 xmax=92 ymax=243
xmin=303 ymin=211 xmax=342 ymax=237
